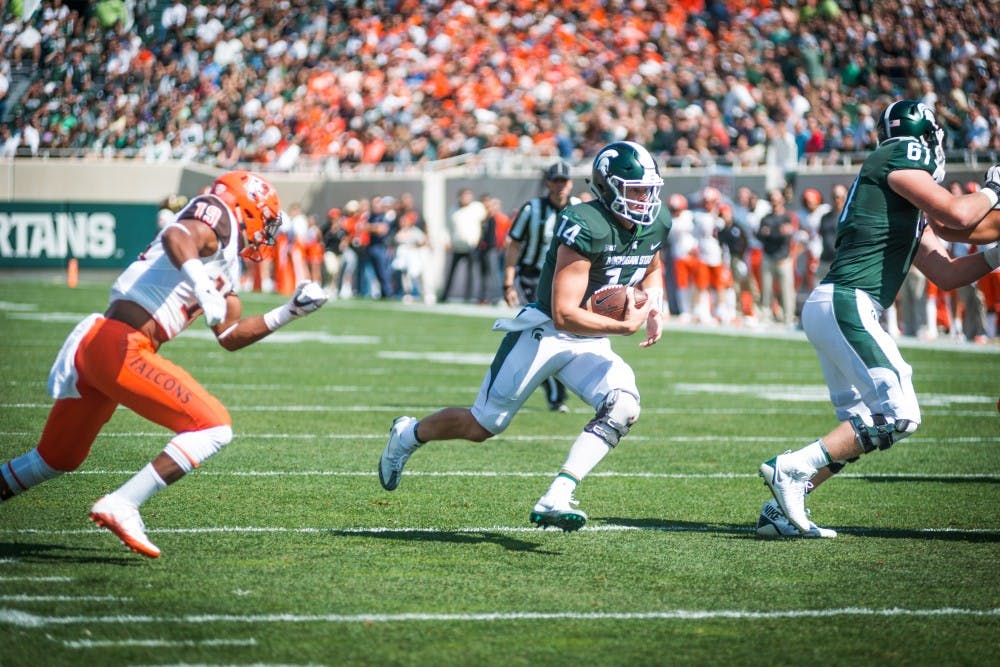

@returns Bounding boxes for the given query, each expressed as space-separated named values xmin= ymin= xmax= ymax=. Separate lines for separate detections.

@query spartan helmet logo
xmin=595 ymin=148 xmax=619 ymax=179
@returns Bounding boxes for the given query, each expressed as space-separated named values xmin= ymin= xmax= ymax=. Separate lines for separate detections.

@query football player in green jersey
xmin=379 ymin=141 xmax=671 ymax=531
xmin=757 ymin=101 xmax=1000 ymax=538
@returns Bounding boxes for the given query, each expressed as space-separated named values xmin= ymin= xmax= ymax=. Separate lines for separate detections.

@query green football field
xmin=1 ymin=277 xmax=997 ymax=666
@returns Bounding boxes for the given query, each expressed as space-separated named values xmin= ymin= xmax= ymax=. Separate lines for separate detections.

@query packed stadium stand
xmin=1 ymin=0 xmax=998 ymax=169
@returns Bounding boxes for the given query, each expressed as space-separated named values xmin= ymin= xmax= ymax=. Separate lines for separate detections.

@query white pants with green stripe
xmin=472 ymin=309 xmax=638 ymax=434
xmin=802 ymin=284 xmax=920 ymax=426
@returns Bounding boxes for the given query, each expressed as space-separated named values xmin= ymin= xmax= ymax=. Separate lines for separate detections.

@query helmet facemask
xmin=240 ymin=210 xmax=282 ymax=262
xmin=608 ymin=176 xmax=663 ymax=226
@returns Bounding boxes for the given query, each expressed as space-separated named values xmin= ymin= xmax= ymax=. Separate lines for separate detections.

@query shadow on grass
xmin=327 ymin=529 xmax=563 ymax=555
xmin=600 ymin=518 xmax=1000 ymax=543
xmin=853 ymin=475 xmax=1000 ymax=484
xmin=600 ymin=517 xmax=754 ymax=538
xmin=0 ymin=541 xmax=140 ymax=565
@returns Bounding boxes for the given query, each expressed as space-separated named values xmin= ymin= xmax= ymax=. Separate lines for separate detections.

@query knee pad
xmin=849 ymin=414 xmax=918 ymax=453
xmin=163 ymin=425 xmax=233 ymax=474
xmin=584 ymin=389 xmax=640 ymax=447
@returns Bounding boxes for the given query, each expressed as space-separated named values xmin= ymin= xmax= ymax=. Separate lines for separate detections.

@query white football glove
xmin=263 ymin=281 xmax=329 ymax=331
xmin=288 ymin=280 xmax=329 ymax=316
xmin=180 ymin=258 xmax=227 ymax=327
xmin=194 ymin=283 xmax=227 ymax=327
xmin=983 ymin=163 xmax=1000 ymax=208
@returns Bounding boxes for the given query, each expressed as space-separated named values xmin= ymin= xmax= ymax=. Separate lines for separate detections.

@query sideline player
xmin=503 ymin=159 xmax=581 ymax=412
xmin=0 ymin=171 xmax=328 ymax=557
xmin=380 ymin=141 xmax=671 ymax=531
xmin=756 ymin=101 xmax=1000 ymax=538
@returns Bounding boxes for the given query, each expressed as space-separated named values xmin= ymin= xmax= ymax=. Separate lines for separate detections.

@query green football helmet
xmin=590 ymin=141 xmax=663 ymax=225
xmin=876 ymin=100 xmax=946 ymax=182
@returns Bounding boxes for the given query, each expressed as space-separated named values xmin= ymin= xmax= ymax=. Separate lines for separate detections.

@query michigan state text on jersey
xmin=534 ymin=199 xmax=672 ymax=319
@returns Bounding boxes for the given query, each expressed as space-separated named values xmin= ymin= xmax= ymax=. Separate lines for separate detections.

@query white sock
xmin=561 ymin=432 xmax=612 ymax=482
xmin=542 ymin=473 xmax=577 ymax=505
xmin=401 ymin=420 xmax=421 ymax=448
xmin=114 ymin=463 xmax=167 ymax=507
xmin=783 ymin=440 xmax=831 ymax=473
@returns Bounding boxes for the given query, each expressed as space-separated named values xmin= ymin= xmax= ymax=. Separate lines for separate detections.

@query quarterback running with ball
xmin=379 ymin=141 xmax=671 ymax=531
xmin=757 ymin=100 xmax=1000 ymax=538
xmin=0 ymin=171 xmax=328 ymax=557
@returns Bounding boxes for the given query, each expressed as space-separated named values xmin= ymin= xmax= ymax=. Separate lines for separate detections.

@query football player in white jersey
xmin=0 ymin=171 xmax=328 ymax=557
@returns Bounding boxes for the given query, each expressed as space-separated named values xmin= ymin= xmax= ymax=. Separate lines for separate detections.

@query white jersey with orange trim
xmin=692 ymin=210 xmax=724 ymax=267
xmin=669 ymin=210 xmax=696 ymax=258
xmin=110 ymin=194 xmax=242 ymax=340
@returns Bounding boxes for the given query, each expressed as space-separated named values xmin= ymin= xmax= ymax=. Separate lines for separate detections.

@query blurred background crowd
xmin=2 ymin=0 xmax=998 ymax=342
xmin=1 ymin=0 xmax=999 ymax=167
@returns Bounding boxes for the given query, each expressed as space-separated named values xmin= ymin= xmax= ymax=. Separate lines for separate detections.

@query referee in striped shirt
xmin=502 ymin=160 xmax=581 ymax=413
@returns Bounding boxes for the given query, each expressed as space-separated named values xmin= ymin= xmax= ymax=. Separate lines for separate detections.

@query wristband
xmin=982 ymin=186 xmax=1000 ymax=209
xmin=983 ymin=245 xmax=1000 ymax=271
xmin=180 ymin=258 xmax=211 ymax=289
xmin=263 ymin=304 xmax=294 ymax=331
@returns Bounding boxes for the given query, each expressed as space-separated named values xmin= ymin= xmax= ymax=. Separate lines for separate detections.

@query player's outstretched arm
xmin=913 ymin=226 xmax=1000 ymax=291
xmin=889 ymin=168 xmax=996 ymax=231
xmin=930 ymin=208 xmax=1000 ymax=244
xmin=214 ymin=281 xmax=329 ymax=351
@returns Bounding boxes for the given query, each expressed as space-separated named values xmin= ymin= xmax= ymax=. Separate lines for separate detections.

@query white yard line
xmin=0 ymin=595 xmax=129 ymax=602
xmin=1 ymin=404 xmax=995 ymax=418
xmin=47 ymin=469 xmax=1000 ymax=481
xmin=4 ymin=524 xmax=997 ymax=537
xmin=3 ymin=607 xmax=997 ymax=628
xmin=2 ymin=430 xmax=998 ymax=446
xmin=60 ymin=638 xmax=257 ymax=649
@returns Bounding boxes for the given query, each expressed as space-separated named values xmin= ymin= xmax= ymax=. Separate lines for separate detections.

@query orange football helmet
xmin=211 ymin=170 xmax=281 ymax=261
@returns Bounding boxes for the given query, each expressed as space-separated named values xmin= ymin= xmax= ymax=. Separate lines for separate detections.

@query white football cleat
xmin=529 ymin=496 xmax=587 ymax=532
xmin=89 ymin=495 xmax=161 ymax=558
xmin=756 ymin=499 xmax=837 ymax=539
xmin=378 ymin=416 xmax=419 ymax=491
xmin=759 ymin=451 xmax=814 ymax=533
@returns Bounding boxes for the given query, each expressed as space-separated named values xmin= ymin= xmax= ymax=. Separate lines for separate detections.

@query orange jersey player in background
xmin=0 ymin=171 xmax=329 ymax=558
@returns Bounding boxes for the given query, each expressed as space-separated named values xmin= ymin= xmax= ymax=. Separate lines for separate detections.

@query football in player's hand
xmin=588 ymin=285 xmax=648 ymax=321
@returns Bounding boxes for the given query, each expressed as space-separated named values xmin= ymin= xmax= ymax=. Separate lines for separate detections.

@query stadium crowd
xmin=1 ymin=0 xmax=999 ymax=167
xmin=2 ymin=0 xmax=998 ymax=341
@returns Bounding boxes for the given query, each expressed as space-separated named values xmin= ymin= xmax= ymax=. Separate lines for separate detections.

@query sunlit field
xmin=1 ymin=276 xmax=997 ymax=666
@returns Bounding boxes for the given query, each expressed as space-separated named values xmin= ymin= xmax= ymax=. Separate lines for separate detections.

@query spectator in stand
xmin=816 ymin=184 xmax=847 ymax=283
xmin=717 ymin=202 xmax=754 ymax=323
xmin=440 ymin=187 xmax=486 ymax=303
xmin=321 ymin=207 xmax=349 ymax=297
xmin=476 ymin=193 xmax=502 ymax=305
xmin=4 ymin=1 xmax=1000 ymax=173
xmin=666 ymin=193 xmax=697 ymax=322
xmin=691 ymin=187 xmax=731 ymax=324
xmin=392 ymin=206 xmax=430 ymax=303
xmin=732 ymin=186 xmax=769 ymax=312
xmin=795 ymin=188 xmax=831 ymax=311
xmin=756 ymin=188 xmax=798 ymax=326
xmin=340 ymin=199 xmax=368 ymax=299
xmin=366 ymin=196 xmax=397 ymax=300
